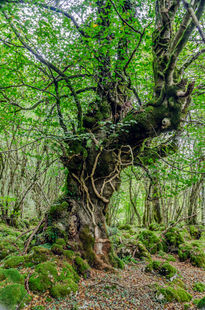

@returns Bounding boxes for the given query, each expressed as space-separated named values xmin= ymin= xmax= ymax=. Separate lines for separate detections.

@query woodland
xmin=0 ymin=0 xmax=204 ymax=309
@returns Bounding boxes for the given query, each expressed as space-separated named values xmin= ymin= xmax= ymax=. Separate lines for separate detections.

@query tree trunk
xmin=46 ymin=148 xmax=122 ymax=269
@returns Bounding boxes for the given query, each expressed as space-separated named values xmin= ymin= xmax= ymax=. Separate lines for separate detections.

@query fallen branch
xmin=23 ymin=217 xmax=46 ymax=254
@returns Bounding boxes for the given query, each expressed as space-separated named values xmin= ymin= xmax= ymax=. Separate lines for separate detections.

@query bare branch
xmin=182 ymin=0 xmax=205 ymax=43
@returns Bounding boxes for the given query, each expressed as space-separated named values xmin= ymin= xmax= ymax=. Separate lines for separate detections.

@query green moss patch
xmin=193 ymin=282 xmax=205 ymax=293
xmin=79 ymin=226 xmax=95 ymax=266
xmin=157 ymin=286 xmax=192 ymax=302
xmin=50 ymin=279 xmax=78 ymax=299
xmin=3 ymin=255 xmax=25 ymax=268
xmin=29 ymin=262 xmax=58 ymax=292
xmin=133 ymin=241 xmax=151 ymax=260
xmin=178 ymin=243 xmax=205 ymax=268
xmin=138 ymin=230 xmax=164 ymax=254
xmin=74 ymin=256 xmax=90 ymax=278
xmin=0 ymin=284 xmax=31 ymax=309
xmin=51 ymin=244 xmax=64 ymax=255
xmin=27 ymin=246 xmax=51 ymax=265
xmin=164 ymin=227 xmax=184 ymax=248
xmin=145 ymin=260 xmax=178 ymax=279
xmin=197 ymin=296 xmax=205 ymax=309
xmin=0 ymin=268 xmax=24 ymax=284
xmin=63 ymin=250 xmax=75 ymax=260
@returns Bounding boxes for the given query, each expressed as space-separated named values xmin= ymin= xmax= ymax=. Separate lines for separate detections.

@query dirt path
xmin=39 ymin=258 xmax=204 ymax=310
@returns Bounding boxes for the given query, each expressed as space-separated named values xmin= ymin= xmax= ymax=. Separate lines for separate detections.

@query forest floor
xmin=25 ymin=255 xmax=205 ymax=310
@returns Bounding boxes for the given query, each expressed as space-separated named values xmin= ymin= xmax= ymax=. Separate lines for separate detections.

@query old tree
xmin=0 ymin=0 xmax=204 ymax=268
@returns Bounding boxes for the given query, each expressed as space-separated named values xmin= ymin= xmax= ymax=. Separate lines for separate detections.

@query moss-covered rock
xmin=59 ymin=262 xmax=80 ymax=283
xmin=63 ymin=250 xmax=75 ymax=260
xmin=49 ymin=201 xmax=69 ymax=219
xmin=29 ymin=262 xmax=58 ymax=292
xmin=74 ymin=256 xmax=90 ymax=278
xmin=171 ymin=278 xmax=186 ymax=289
xmin=0 ymin=268 xmax=24 ymax=284
xmin=118 ymin=224 xmax=132 ymax=231
xmin=189 ymin=226 xmax=201 ymax=239
xmin=145 ymin=260 xmax=178 ymax=279
xmin=193 ymin=282 xmax=205 ymax=293
xmin=178 ymin=243 xmax=193 ymax=261
xmin=190 ymin=250 xmax=205 ymax=268
xmin=50 ymin=279 xmax=78 ymax=299
xmin=138 ymin=230 xmax=163 ymax=254
xmin=51 ymin=244 xmax=64 ymax=255
xmin=157 ymin=286 xmax=192 ymax=302
xmin=55 ymin=238 xmax=66 ymax=246
xmin=133 ymin=241 xmax=151 ymax=260
xmin=197 ymin=296 xmax=205 ymax=309
xmin=3 ymin=255 xmax=25 ymax=268
xmin=27 ymin=246 xmax=50 ymax=265
xmin=164 ymin=227 xmax=185 ymax=248
xmin=0 ymin=240 xmax=17 ymax=259
xmin=0 ymin=284 xmax=31 ymax=309
xmin=178 ymin=242 xmax=205 ymax=268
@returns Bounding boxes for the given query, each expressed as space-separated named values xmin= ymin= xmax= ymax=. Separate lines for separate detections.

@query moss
xmin=50 ymin=279 xmax=78 ymax=299
xmin=74 ymin=256 xmax=90 ymax=278
xmin=193 ymin=282 xmax=205 ymax=292
xmin=0 ymin=284 xmax=31 ymax=309
xmin=190 ymin=250 xmax=205 ymax=268
xmin=138 ymin=230 xmax=163 ymax=254
xmin=108 ymin=248 xmax=124 ymax=269
xmin=63 ymin=250 xmax=75 ymax=260
xmin=178 ymin=243 xmax=193 ymax=261
xmin=134 ymin=242 xmax=151 ymax=260
xmin=149 ymin=223 xmax=161 ymax=231
xmin=183 ymin=304 xmax=191 ymax=310
xmin=55 ymin=238 xmax=66 ymax=246
xmin=0 ymin=240 xmax=17 ymax=259
xmin=27 ymin=246 xmax=50 ymax=265
xmin=165 ymin=254 xmax=176 ymax=262
xmin=145 ymin=260 xmax=177 ymax=279
xmin=59 ymin=262 xmax=80 ymax=283
xmin=79 ymin=226 xmax=95 ymax=266
xmin=165 ymin=227 xmax=185 ymax=247
xmin=178 ymin=242 xmax=205 ymax=267
xmin=0 ymin=268 xmax=24 ymax=284
xmin=160 ymin=262 xmax=177 ymax=279
xmin=49 ymin=201 xmax=69 ymax=220
xmin=3 ymin=255 xmax=25 ymax=268
xmin=171 ymin=278 xmax=186 ymax=289
xmin=189 ymin=225 xmax=201 ymax=239
xmin=118 ymin=224 xmax=132 ymax=231
xmin=29 ymin=262 xmax=58 ymax=292
xmin=157 ymin=286 xmax=192 ymax=302
xmin=51 ymin=244 xmax=64 ymax=255
xmin=197 ymin=296 xmax=205 ymax=309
